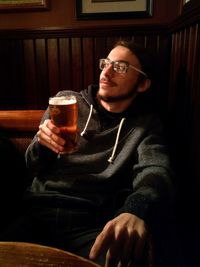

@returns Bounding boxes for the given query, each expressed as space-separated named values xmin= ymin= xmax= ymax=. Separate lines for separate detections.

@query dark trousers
xmin=0 ymin=206 xmax=105 ymax=266
xmin=0 ymin=205 xmax=186 ymax=267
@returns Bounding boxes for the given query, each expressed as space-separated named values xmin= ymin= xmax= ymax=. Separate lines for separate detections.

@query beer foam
xmin=49 ymin=96 xmax=76 ymax=105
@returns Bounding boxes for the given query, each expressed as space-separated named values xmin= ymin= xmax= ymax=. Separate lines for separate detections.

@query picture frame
xmin=0 ymin=0 xmax=50 ymax=12
xmin=76 ymin=0 xmax=153 ymax=20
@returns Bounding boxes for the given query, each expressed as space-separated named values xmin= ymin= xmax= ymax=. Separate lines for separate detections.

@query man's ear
xmin=137 ymin=78 xmax=151 ymax=93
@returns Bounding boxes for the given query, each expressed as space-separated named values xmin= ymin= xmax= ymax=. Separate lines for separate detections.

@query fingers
xmin=90 ymin=220 xmax=131 ymax=267
xmin=89 ymin=222 xmax=113 ymax=261
xmin=127 ymin=224 xmax=148 ymax=267
xmin=37 ymin=119 xmax=65 ymax=153
xmin=105 ymin=248 xmax=121 ymax=267
xmin=90 ymin=222 xmax=121 ymax=267
xmin=105 ymin=226 xmax=134 ymax=267
xmin=119 ymin=230 xmax=135 ymax=267
xmin=106 ymin=232 xmax=147 ymax=267
xmin=90 ymin=214 xmax=148 ymax=267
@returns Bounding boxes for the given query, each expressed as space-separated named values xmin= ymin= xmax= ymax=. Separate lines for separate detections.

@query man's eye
xmin=116 ymin=64 xmax=125 ymax=71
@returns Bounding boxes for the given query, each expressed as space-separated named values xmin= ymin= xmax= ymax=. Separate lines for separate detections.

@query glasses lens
xmin=113 ymin=62 xmax=127 ymax=73
xmin=99 ymin=59 xmax=107 ymax=70
xmin=99 ymin=59 xmax=128 ymax=73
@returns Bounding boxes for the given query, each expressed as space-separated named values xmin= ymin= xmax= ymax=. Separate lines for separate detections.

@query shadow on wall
xmin=166 ymin=66 xmax=200 ymax=267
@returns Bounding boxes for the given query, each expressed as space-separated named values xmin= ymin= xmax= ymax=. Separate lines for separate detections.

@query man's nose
xmin=103 ymin=63 xmax=114 ymax=76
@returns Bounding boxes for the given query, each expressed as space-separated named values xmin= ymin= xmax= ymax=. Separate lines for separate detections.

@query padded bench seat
xmin=0 ymin=110 xmax=44 ymax=153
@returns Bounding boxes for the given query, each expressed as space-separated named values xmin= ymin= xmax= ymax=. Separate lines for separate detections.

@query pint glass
xmin=49 ymin=95 xmax=79 ymax=154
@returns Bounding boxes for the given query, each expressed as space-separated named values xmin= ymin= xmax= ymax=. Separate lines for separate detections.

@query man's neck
xmin=97 ymin=96 xmax=136 ymax=113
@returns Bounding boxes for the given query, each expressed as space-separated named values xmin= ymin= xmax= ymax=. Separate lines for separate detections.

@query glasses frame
xmin=99 ymin=58 xmax=147 ymax=77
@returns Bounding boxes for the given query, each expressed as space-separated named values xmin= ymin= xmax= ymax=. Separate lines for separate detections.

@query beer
xmin=49 ymin=96 xmax=79 ymax=154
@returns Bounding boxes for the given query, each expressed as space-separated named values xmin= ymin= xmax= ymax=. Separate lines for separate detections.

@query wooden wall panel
xmin=167 ymin=5 xmax=200 ymax=244
xmin=0 ymin=26 xmax=170 ymax=113
xmin=0 ymin=25 xmax=170 ymax=111
xmin=0 ymin=40 xmax=23 ymax=109
xmin=82 ymin=38 xmax=95 ymax=89
xmin=59 ymin=38 xmax=72 ymax=91
xmin=93 ymin=37 xmax=107 ymax=82
xmin=168 ymin=7 xmax=200 ymax=262
xmin=34 ymin=39 xmax=49 ymax=108
xmin=168 ymin=23 xmax=200 ymax=182
xmin=23 ymin=39 xmax=37 ymax=109
xmin=71 ymin=38 xmax=82 ymax=92
xmin=47 ymin=38 xmax=60 ymax=97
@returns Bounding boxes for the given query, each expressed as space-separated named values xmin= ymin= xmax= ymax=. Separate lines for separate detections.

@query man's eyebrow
xmin=106 ymin=58 xmax=128 ymax=63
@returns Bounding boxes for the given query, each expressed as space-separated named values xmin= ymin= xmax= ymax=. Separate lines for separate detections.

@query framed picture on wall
xmin=76 ymin=0 xmax=153 ymax=20
xmin=0 ymin=0 xmax=50 ymax=12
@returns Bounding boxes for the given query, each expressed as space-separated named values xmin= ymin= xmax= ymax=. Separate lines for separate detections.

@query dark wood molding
xmin=0 ymin=24 xmax=168 ymax=39
xmin=170 ymin=0 xmax=200 ymax=32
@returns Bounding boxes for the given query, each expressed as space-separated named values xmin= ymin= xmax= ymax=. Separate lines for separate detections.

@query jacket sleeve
xmin=25 ymin=109 xmax=58 ymax=176
xmin=116 ymin=116 xmax=175 ymax=225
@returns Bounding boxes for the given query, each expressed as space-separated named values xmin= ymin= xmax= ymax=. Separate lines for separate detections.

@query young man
xmin=1 ymin=40 xmax=177 ymax=267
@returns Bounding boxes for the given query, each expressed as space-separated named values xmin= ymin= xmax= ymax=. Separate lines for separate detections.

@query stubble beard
xmin=97 ymin=82 xmax=140 ymax=103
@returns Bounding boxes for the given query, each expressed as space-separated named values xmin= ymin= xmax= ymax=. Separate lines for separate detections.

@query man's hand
xmin=89 ymin=213 xmax=148 ymax=267
xmin=37 ymin=119 xmax=65 ymax=154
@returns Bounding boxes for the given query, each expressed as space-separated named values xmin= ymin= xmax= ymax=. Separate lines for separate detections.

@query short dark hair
xmin=113 ymin=40 xmax=163 ymax=115
xmin=114 ymin=40 xmax=154 ymax=80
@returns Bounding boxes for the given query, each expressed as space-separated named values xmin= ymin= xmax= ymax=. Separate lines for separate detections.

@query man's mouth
xmin=100 ymin=78 xmax=116 ymax=87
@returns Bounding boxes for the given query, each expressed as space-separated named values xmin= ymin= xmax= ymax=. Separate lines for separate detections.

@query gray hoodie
xmin=25 ymin=85 xmax=174 ymax=226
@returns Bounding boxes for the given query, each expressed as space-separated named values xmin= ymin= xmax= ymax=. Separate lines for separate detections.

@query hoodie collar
xmin=81 ymin=85 xmax=127 ymax=164
xmin=81 ymin=84 xmax=152 ymax=119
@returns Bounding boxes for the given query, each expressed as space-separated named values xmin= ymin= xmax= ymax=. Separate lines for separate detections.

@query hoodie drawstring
xmin=80 ymin=104 xmax=93 ymax=136
xmin=81 ymin=105 xmax=125 ymax=164
xmin=108 ymin=118 xmax=126 ymax=164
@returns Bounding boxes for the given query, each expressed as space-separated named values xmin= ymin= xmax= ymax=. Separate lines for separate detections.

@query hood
xmin=80 ymin=84 xmax=156 ymax=118
xmin=80 ymin=84 xmax=98 ymax=107
xmin=79 ymin=84 xmax=157 ymax=164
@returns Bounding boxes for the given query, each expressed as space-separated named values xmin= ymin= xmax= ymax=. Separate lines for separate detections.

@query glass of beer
xmin=49 ymin=95 xmax=79 ymax=154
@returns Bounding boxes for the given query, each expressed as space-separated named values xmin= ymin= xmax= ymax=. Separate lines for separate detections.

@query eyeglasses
xmin=99 ymin=58 xmax=147 ymax=77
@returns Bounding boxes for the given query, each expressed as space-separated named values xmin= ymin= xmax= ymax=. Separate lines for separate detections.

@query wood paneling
xmin=0 ymin=25 xmax=170 ymax=111
xmin=167 ymin=5 xmax=200 ymax=262
xmin=168 ymin=20 xmax=200 ymax=189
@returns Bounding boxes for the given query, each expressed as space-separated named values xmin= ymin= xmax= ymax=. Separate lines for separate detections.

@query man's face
xmin=98 ymin=45 xmax=144 ymax=103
